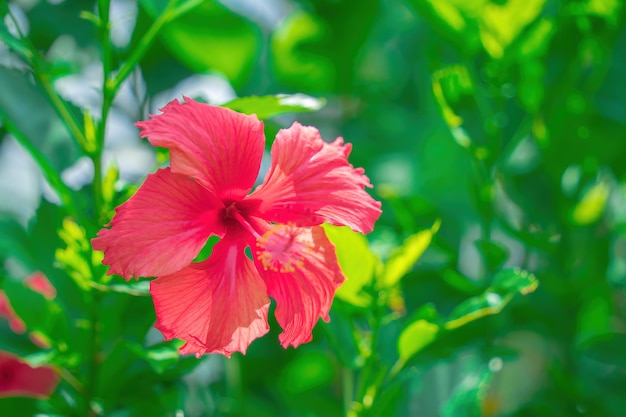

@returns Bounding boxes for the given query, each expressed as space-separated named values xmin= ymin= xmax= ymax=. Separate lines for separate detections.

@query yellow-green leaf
xmin=445 ymin=268 xmax=538 ymax=330
xmin=323 ymin=224 xmax=379 ymax=307
xmin=571 ymin=181 xmax=609 ymax=225
xmin=379 ymin=220 xmax=440 ymax=288
xmin=223 ymin=94 xmax=325 ymax=120
xmin=398 ymin=319 xmax=439 ymax=361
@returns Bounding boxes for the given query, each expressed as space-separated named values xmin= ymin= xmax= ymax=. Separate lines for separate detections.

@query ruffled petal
xmin=0 ymin=351 xmax=59 ymax=399
xmin=151 ymin=238 xmax=270 ymax=357
xmin=248 ymin=122 xmax=381 ymax=234
xmin=254 ymin=225 xmax=345 ymax=348
xmin=92 ymin=168 xmax=225 ymax=279
xmin=137 ymin=98 xmax=265 ymax=199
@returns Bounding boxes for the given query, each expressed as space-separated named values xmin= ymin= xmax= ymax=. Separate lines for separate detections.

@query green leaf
xmin=443 ymin=269 xmax=483 ymax=294
xmin=0 ymin=213 xmax=33 ymax=267
xmin=0 ymin=67 xmax=80 ymax=172
xmin=570 ymin=181 xmax=610 ymax=225
xmin=1 ymin=279 xmax=61 ymax=341
xmin=270 ymin=11 xmax=335 ymax=91
xmin=379 ymin=220 xmax=440 ymax=288
xmin=322 ymin=224 xmax=379 ymax=307
xmin=279 ymin=351 xmax=335 ymax=395
xmin=579 ymin=333 xmax=626 ymax=368
xmin=445 ymin=268 xmax=538 ymax=330
xmin=106 ymin=280 xmax=151 ymax=296
xmin=474 ymin=239 xmax=509 ymax=274
xmin=55 ymin=218 xmax=96 ymax=291
xmin=125 ymin=340 xmax=183 ymax=374
xmin=397 ymin=319 xmax=439 ymax=362
xmin=141 ymin=0 xmax=260 ymax=86
xmin=223 ymin=94 xmax=325 ymax=120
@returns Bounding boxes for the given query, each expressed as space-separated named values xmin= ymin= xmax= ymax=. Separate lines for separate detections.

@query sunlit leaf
xmin=141 ymin=0 xmax=260 ymax=86
xmin=125 ymin=340 xmax=183 ymax=374
xmin=569 ymin=0 xmax=623 ymax=27
xmin=323 ymin=224 xmax=379 ymax=307
xmin=519 ymin=18 xmax=555 ymax=58
xmin=571 ymin=181 xmax=609 ymax=225
xmin=106 ymin=280 xmax=151 ymax=296
xmin=379 ymin=220 xmax=440 ymax=288
xmin=270 ymin=11 xmax=334 ymax=91
xmin=445 ymin=268 xmax=538 ymax=329
xmin=405 ymin=0 xmax=482 ymax=53
xmin=102 ymin=163 xmax=119 ymax=215
xmin=397 ymin=319 xmax=439 ymax=362
xmin=55 ymin=218 xmax=96 ymax=290
xmin=479 ymin=0 xmax=546 ymax=58
xmin=223 ymin=94 xmax=325 ymax=120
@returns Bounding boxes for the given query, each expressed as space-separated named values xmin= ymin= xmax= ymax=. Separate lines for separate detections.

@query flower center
xmin=222 ymin=201 xmax=262 ymax=239
xmin=256 ymin=224 xmax=312 ymax=273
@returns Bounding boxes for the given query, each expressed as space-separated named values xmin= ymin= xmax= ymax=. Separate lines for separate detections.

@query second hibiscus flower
xmin=92 ymin=98 xmax=381 ymax=357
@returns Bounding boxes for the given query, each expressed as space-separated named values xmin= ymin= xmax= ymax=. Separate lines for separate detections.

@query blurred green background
xmin=1 ymin=0 xmax=626 ymax=416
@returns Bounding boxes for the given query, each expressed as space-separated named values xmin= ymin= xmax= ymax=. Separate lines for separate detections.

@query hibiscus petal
xmin=0 ymin=351 xmax=59 ymax=399
xmin=248 ymin=122 xmax=381 ymax=234
xmin=137 ymin=98 xmax=265 ymax=199
xmin=254 ymin=225 xmax=345 ymax=348
xmin=92 ymin=168 xmax=225 ymax=279
xmin=151 ymin=238 xmax=270 ymax=357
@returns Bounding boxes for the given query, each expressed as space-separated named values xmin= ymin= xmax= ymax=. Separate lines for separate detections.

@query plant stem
xmin=343 ymin=366 xmax=355 ymax=416
xmin=89 ymin=0 xmax=113 ymax=223
xmin=108 ymin=0 xmax=180 ymax=99
xmin=83 ymin=291 xmax=102 ymax=417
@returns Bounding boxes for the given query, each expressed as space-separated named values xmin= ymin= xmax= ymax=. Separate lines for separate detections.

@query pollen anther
xmin=257 ymin=224 xmax=311 ymax=273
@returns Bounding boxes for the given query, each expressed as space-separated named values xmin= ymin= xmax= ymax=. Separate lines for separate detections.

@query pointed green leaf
xmin=398 ymin=319 xmax=439 ymax=362
xmin=1 ymin=279 xmax=61 ymax=341
xmin=379 ymin=221 xmax=440 ymax=288
xmin=125 ymin=340 xmax=184 ymax=374
xmin=322 ymin=224 xmax=379 ymax=307
xmin=223 ymin=94 xmax=325 ymax=120
xmin=474 ymin=239 xmax=509 ymax=274
xmin=141 ymin=0 xmax=260 ymax=86
xmin=445 ymin=268 xmax=538 ymax=330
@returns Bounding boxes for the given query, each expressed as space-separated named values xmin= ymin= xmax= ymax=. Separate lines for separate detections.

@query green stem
xmin=108 ymin=0 xmax=180 ymax=99
xmin=0 ymin=109 xmax=78 ymax=218
xmin=343 ymin=366 xmax=355 ymax=416
xmin=93 ymin=0 xmax=113 ymax=223
xmin=224 ymin=355 xmax=243 ymax=416
xmin=35 ymin=71 xmax=89 ymax=149
xmin=83 ymin=291 xmax=101 ymax=417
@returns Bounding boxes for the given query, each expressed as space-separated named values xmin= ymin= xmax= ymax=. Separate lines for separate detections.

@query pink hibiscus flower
xmin=92 ymin=98 xmax=381 ymax=356
xmin=0 ymin=350 xmax=59 ymax=399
